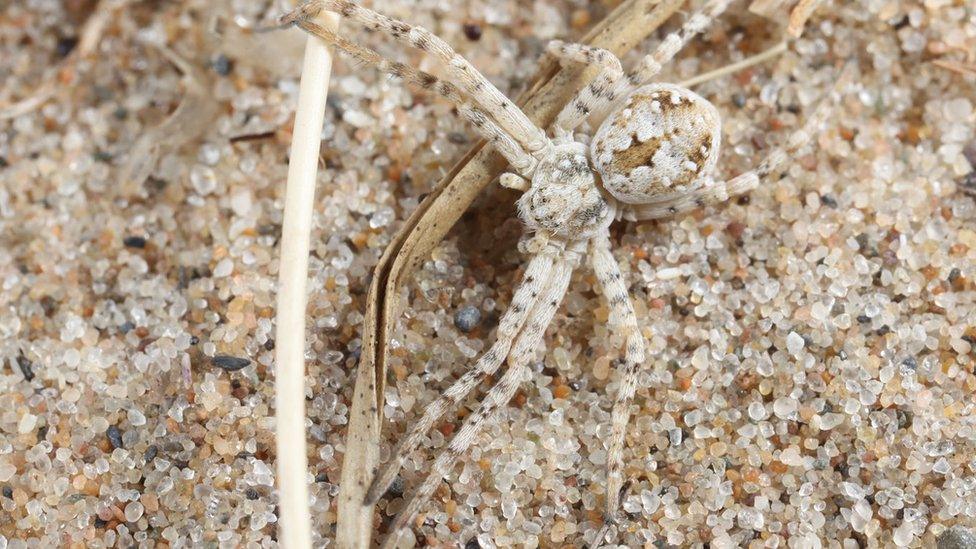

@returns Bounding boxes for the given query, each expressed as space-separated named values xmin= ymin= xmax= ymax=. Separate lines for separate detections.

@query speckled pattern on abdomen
xmin=591 ymin=83 xmax=722 ymax=204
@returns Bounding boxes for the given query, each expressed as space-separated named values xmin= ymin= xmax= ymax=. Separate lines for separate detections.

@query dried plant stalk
xmin=335 ymin=0 xmax=685 ymax=546
xmin=276 ymin=8 xmax=340 ymax=549
xmin=678 ymin=41 xmax=786 ymax=88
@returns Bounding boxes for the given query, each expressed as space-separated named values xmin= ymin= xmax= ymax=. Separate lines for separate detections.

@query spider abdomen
xmin=591 ymin=83 xmax=722 ymax=204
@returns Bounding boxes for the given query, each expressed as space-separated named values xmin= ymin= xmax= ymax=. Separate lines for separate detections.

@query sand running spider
xmin=282 ymin=0 xmax=840 ymax=546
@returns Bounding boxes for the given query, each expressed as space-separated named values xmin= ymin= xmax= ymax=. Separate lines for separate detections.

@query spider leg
xmin=628 ymin=0 xmax=734 ymax=87
xmin=283 ymin=0 xmax=551 ymax=156
xmin=286 ymin=17 xmax=538 ymax=176
xmin=364 ymin=241 xmax=566 ymax=505
xmin=617 ymin=173 xmax=756 ymax=221
xmin=463 ymin=107 xmax=537 ymax=176
xmin=379 ymin=240 xmax=586 ymax=549
xmin=556 ymin=0 xmax=735 ymax=134
xmin=588 ymin=232 xmax=646 ymax=548
xmin=546 ymin=41 xmax=625 ymax=135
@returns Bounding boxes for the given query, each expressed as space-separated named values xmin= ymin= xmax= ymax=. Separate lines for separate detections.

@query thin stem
xmin=274 ymin=8 xmax=340 ymax=549
xmin=679 ymin=41 xmax=787 ymax=88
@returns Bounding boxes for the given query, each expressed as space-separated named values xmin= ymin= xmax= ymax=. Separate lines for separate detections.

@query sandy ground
xmin=1 ymin=0 xmax=976 ymax=547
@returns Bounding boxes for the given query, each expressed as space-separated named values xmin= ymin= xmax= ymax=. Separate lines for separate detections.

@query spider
xmin=282 ymin=0 xmax=838 ymax=546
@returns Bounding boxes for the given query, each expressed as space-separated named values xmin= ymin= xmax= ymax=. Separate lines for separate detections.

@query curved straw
xmin=274 ymin=7 xmax=340 ymax=549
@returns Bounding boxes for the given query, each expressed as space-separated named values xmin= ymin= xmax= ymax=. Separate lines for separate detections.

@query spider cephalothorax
xmin=518 ymin=143 xmax=614 ymax=239
xmin=282 ymin=0 xmax=839 ymax=546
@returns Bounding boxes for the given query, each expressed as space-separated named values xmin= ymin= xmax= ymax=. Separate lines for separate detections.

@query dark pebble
xmin=213 ymin=355 xmax=251 ymax=371
xmin=856 ymin=314 xmax=870 ymax=324
xmin=964 ymin=141 xmax=976 ymax=166
xmin=190 ymin=335 xmax=200 ymax=345
xmin=314 ymin=472 xmax=329 ymax=483
xmin=144 ymin=444 xmax=158 ymax=462
xmin=123 ymin=236 xmax=147 ymax=248
xmin=453 ymin=306 xmax=482 ymax=333
xmin=938 ymin=527 xmax=976 ymax=549
xmin=16 ymin=355 xmax=34 ymax=381
xmin=960 ymin=171 xmax=976 ymax=196
xmin=245 ymin=487 xmax=260 ymax=500
xmin=326 ymin=95 xmax=343 ymax=118
xmin=2 ymin=486 xmax=11 ymax=499
xmin=264 ymin=338 xmax=275 ymax=351
xmin=119 ymin=321 xmax=135 ymax=334
xmin=386 ymin=475 xmax=405 ymax=498
xmin=948 ymin=268 xmax=962 ymax=283
xmin=896 ymin=408 xmax=913 ymax=429
xmin=0 ymin=156 xmax=8 ymax=168
xmin=40 ymin=295 xmax=57 ymax=316
xmin=146 ymin=175 xmax=167 ymax=193
xmin=731 ymin=93 xmax=746 ymax=108
xmin=465 ymin=539 xmax=481 ymax=549
xmin=901 ymin=356 xmax=918 ymax=370
xmin=258 ymin=223 xmax=279 ymax=237
xmin=820 ymin=194 xmax=838 ymax=208
xmin=106 ymin=425 xmax=124 ymax=449
xmin=211 ymin=54 xmax=233 ymax=76
xmin=93 ymin=517 xmax=107 ymax=528
xmin=462 ymin=23 xmax=482 ymax=41
xmin=56 ymin=36 xmax=79 ymax=58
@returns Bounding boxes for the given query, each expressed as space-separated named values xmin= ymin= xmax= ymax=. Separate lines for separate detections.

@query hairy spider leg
xmin=588 ymin=231 xmax=646 ymax=548
xmin=364 ymin=241 xmax=565 ymax=505
xmin=381 ymin=240 xmax=586 ymax=549
xmin=546 ymin=41 xmax=625 ymax=137
xmin=553 ymin=0 xmax=735 ymax=133
xmin=284 ymin=0 xmax=551 ymax=156
xmin=290 ymin=18 xmax=539 ymax=176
